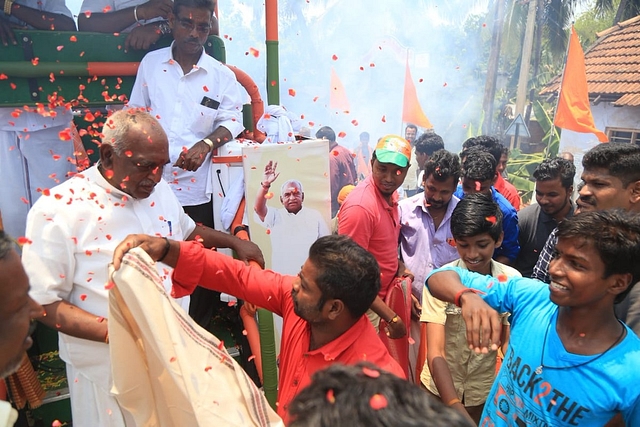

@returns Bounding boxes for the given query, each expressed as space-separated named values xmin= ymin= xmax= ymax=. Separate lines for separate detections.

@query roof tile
xmin=540 ymin=16 xmax=640 ymax=106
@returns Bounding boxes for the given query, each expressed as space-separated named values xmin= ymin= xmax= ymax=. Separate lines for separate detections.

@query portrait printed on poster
xmin=243 ymin=140 xmax=331 ymax=275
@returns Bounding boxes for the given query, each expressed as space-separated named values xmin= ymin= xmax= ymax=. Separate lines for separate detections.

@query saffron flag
xmin=330 ymin=67 xmax=350 ymax=112
xmin=554 ymin=26 xmax=608 ymax=142
xmin=402 ymin=59 xmax=432 ymax=129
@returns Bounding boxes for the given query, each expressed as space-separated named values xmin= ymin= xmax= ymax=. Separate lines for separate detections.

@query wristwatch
xmin=158 ymin=21 xmax=171 ymax=35
xmin=387 ymin=314 xmax=399 ymax=324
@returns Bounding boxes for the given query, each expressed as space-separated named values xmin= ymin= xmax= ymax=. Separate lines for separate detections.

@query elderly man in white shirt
xmin=23 ymin=109 xmax=263 ymax=427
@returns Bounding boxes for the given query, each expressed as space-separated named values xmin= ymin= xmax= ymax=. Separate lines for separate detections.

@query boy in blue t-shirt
xmin=426 ymin=210 xmax=640 ymax=426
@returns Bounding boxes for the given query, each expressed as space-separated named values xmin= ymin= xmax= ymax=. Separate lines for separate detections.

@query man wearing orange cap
xmin=338 ymin=135 xmax=412 ymax=339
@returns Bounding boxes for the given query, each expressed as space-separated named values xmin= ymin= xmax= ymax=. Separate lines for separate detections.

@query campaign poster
xmin=243 ymin=140 xmax=331 ymax=275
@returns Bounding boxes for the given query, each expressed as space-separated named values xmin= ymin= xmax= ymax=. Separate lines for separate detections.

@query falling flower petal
xmin=362 ymin=367 xmax=380 ymax=378
xmin=326 ymin=389 xmax=336 ymax=403
xmin=58 ymin=129 xmax=72 ymax=141
xmin=369 ymin=394 xmax=387 ymax=410
xmin=288 ymin=88 xmax=296 ymax=97
xmin=17 ymin=236 xmax=32 ymax=245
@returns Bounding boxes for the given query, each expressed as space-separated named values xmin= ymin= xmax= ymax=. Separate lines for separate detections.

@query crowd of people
xmin=1 ymin=0 xmax=640 ymax=425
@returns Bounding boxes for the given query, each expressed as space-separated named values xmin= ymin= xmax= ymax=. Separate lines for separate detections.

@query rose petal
xmin=369 ymin=394 xmax=388 ymax=410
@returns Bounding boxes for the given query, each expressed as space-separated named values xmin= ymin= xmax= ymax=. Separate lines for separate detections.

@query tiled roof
xmin=539 ymin=15 xmax=640 ymax=106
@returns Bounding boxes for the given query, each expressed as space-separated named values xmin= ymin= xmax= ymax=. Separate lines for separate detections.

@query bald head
xmin=99 ymin=109 xmax=170 ymax=199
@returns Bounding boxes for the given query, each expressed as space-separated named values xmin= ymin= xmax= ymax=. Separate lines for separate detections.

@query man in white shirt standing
xmin=128 ymin=0 xmax=245 ymax=327
xmin=23 ymin=110 xmax=262 ymax=427
xmin=0 ymin=0 xmax=76 ymax=240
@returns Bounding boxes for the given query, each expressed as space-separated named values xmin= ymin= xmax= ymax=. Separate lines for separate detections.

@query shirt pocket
xmin=191 ymin=103 xmax=219 ymax=138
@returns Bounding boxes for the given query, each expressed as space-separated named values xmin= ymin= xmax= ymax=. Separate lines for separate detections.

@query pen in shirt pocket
xmin=167 ymin=220 xmax=173 ymax=237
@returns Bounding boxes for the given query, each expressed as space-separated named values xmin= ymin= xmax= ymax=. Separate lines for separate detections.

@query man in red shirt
xmin=338 ymin=135 xmax=412 ymax=339
xmin=113 ymin=234 xmax=404 ymax=424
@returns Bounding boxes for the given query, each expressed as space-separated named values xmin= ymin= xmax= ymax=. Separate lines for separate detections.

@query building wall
xmin=559 ymin=102 xmax=640 ymax=179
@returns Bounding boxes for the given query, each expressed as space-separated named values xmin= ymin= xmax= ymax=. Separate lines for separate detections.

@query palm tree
xmin=596 ymin=0 xmax=640 ymax=24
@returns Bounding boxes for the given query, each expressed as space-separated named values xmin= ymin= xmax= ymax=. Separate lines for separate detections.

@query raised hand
xmin=262 ymin=160 xmax=280 ymax=186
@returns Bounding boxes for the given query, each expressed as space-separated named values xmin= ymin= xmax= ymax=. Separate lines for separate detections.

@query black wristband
xmin=157 ymin=237 xmax=171 ymax=262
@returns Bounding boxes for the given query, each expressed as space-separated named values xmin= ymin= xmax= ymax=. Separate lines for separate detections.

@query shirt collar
xmin=412 ymin=193 xmax=458 ymax=219
xmin=164 ymin=42 xmax=209 ymax=73
xmin=539 ymin=201 xmax=575 ymax=224
xmin=88 ymin=164 xmax=149 ymax=200
xmin=365 ymin=175 xmax=399 ymax=208
xmin=305 ymin=316 xmax=371 ymax=361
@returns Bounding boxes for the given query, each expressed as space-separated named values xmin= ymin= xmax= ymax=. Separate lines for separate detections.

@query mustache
xmin=578 ymin=195 xmax=595 ymax=205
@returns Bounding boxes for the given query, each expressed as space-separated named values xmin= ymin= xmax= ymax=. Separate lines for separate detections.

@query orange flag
xmin=554 ymin=26 xmax=608 ymax=142
xmin=402 ymin=59 xmax=432 ymax=129
xmin=330 ymin=67 xmax=350 ymax=112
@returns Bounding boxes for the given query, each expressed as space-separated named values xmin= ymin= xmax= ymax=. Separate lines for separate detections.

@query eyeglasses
xmin=177 ymin=18 xmax=211 ymax=34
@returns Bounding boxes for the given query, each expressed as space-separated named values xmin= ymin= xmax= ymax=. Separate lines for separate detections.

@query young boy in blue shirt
xmin=427 ymin=210 xmax=640 ymax=426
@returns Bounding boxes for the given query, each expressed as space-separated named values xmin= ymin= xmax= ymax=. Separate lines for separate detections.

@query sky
xmin=215 ymin=0 xmax=495 ymax=151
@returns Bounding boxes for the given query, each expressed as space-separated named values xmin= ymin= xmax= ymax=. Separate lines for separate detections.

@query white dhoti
xmin=108 ymin=248 xmax=282 ymax=427
xmin=65 ymin=364 xmax=130 ymax=427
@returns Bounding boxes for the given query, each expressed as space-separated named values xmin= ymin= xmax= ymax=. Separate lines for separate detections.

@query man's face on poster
xmin=281 ymin=181 xmax=304 ymax=214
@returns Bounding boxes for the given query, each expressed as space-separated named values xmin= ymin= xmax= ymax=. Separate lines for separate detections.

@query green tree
xmin=575 ymin=0 xmax=619 ymax=46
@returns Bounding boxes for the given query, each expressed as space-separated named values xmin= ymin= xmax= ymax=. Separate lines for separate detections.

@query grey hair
xmin=281 ymin=179 xmax=304 ymax=195
xmin=101 ymin=108 xmax=161 ymax=156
